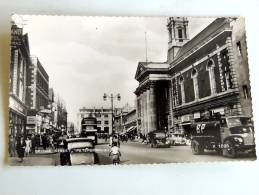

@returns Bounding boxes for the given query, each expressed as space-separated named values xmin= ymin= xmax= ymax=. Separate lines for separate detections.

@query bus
xmin=81 ymin=116 xmax=98 ymax=144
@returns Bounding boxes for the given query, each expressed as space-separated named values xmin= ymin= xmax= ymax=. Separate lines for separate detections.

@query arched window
xmin=179 ymin=75 xmax=185 ymax=104
xmin=206 ymin=59 xmax=216 ymax=95
xmin=191 ymin=68 xmax=199 ymax=100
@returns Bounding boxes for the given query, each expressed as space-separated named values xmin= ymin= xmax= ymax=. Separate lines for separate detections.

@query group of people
xmin=9 ymin=133 xmax=57 ymax=162
xmin=9 ymin=135 xmax=35 ymax=162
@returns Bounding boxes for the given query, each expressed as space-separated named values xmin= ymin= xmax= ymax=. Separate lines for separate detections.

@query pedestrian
xmin=25 ymin=137 xmax=32 ymax=157
xmin=42 ymin=134 xmax=47 ymax=150
xmin=109 ymin=142 xmax=121 ymax=165
xmin=31 ymin=134 xmax=36 ymax=154
xmin=16 ymin=136 xmax=26 ymax=162
xmin=49 ymin=135 xmax=55 ymax=151
xmin=109 ymin=135 xmax=113 ymax=146
xmin=9 ymin=135 xmax=16 ymax=157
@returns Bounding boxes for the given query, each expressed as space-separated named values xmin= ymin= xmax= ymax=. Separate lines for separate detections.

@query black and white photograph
xmin=8 ymin=15 xmax=256 ymax=166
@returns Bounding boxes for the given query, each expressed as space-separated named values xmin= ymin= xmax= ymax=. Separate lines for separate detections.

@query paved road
xmin=8 ymin=140 xmax=256 ymax=166
xmin=96 ymin=141 xmax=256 ymax=165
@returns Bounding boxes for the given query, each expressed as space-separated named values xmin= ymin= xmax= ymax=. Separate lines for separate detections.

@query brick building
xmin=135 ymin=17 xmax=252 ymax=135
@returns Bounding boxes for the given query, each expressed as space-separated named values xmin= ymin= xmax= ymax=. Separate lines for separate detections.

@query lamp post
xmin=103 ymin=93 xmax=121 ymax=135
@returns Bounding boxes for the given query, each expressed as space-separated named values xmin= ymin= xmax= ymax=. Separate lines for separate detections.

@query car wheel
xmin=223 ymin=140 xmax=236 ymax=158
xmin=191 ymin=140 xmax=204 ymax=155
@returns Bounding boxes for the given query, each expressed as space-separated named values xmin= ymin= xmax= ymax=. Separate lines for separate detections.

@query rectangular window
xmin=105 ymin=121 xmax=109 ymax=125
xmin=236 ymin=41 xmax=242 ymax=56
xmin=243 ymin=85 xmax=250 ymax=99
xmin=104 ymin=114 xmax=108 ymax=117
xmin=178 ymin=29 xmax=183 ymax=42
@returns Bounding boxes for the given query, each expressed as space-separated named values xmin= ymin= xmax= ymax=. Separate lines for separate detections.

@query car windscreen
xmin=229 ymin=126 xmax=252 ymax=134
xmin=228 ymin=117 xmax=252 ymax=127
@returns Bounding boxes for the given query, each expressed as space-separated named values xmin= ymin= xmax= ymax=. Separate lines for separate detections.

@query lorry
xmin=190 ymin=115 xmax=255 ymax=158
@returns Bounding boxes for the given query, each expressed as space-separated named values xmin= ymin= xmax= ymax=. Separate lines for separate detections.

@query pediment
xmin=134 ymin=62 xmax=147 ymax=81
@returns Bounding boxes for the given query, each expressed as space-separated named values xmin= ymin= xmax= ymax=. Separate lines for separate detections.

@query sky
xmin=15 ymin=15 xmax=214 ymax=125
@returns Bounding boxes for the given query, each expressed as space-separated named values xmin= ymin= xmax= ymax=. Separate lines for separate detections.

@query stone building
xmin=9 ymin=24 xmax=31 ymax=137
xmin=77 ymin=107 xmax=113 ymax=135
xmin=135 ymin=17 xmax=252 ymax=135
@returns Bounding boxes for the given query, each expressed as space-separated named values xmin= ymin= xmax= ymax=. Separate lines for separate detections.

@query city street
xmin=96 ymin=141 xmax=256 ymax=165
xmin=9 ymin=139 xmax=256 ymax=166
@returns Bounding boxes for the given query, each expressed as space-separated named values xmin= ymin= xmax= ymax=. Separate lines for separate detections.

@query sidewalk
xmin=8 ymin=154 xmax=59 ymax=166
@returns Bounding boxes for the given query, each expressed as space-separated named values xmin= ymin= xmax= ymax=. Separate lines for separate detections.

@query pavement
xmin=8 ymin=139 xmax=256 ymax=166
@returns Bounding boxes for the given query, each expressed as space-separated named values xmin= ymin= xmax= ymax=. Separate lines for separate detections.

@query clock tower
xmin=167 ymin=17 xmax=190 ymax=63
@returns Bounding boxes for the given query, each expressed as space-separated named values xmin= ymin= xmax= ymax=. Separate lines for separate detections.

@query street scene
xmin=8 ymin=15 xmax=256 ymax=166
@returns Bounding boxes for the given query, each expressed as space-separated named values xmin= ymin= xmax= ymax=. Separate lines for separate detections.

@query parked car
xmin=147 ymin=130 xmax=170 ymax=148
xmin=168 ymin=133 xmax=187 ymax=146
xmin=60 ymin=138 xmax=98 ymax=165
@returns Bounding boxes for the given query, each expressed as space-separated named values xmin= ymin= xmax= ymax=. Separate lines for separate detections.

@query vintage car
xmin=60 ymin=138 xmax=98 ymax=165
xmin=147 ymin=130 xmax=170 ymax=148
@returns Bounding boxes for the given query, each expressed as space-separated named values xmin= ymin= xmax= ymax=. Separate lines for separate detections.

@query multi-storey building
xmin=135 ymin=17 xmax=252 ymax=135
xmin=9 ymin=24 xmax=31 ymax=137
xmin=77 ymin=107 xmax=113 ymax=135
xmin=26 ymin=56 xmax=49 ymax=134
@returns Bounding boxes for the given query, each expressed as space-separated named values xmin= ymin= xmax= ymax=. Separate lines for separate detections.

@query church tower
xmin=167 ymin=17 xmax=189 ymax=63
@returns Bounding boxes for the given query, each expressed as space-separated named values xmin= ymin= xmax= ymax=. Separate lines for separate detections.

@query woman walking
xmin=25 ymin=137 xmax=32 ymax=157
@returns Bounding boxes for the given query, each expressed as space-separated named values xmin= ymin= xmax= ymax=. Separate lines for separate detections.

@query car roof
xmin=66 ymin=138 xmax=93 ymax=142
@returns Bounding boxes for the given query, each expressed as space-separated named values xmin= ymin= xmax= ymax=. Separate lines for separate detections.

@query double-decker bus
xmin=81 ymin=116 xmax=98 ymax=144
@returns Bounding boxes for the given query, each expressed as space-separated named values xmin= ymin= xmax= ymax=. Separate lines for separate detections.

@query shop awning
xmin=126 ymin=126 xmax=137 ymax=133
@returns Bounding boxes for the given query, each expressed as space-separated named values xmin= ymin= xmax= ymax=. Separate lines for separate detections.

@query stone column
xmin=148 ymin=81 xmax=157 ymax=132
xmin=226 ymin=37 xmax=239 ymax=89
xmin=216 ymin=44 xmax=225 ymax=92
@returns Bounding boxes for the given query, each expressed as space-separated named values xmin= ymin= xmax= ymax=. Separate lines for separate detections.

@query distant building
xmin=123 ymin=109 xmax=137 ymax=134
xmin=26 ymin=56 xmax=49 ymax=135
xmin=135 ymin=17 xmax=252 ymax=135
xmin=114 ymin=104 xmax=137 ymax=133
xmin=77 ymin=107 xmax=113 ymax=135
xmin=9 ymin=24 xmax=31 ymax=137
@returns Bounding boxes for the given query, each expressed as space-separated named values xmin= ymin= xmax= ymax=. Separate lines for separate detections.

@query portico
xmin=134 ymin=62 xmax=171 ymax=136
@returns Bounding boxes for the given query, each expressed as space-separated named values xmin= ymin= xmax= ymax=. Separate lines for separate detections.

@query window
xmin=191 ymin=68 xmax=199 ymax=100
xmin=172 ymin=79 xmax=178 ymax=107
xmin=105 ymin=121 xmax=109 ymax=125
xmin=179 ymin=75 xmax=185 ymax=104
xmin=243 ymin=85 xmax=250 ymax=99
xmin=178 ymin=29 xmax=183 ymax=42
xmin=104 ymin=114 xmax=108 ymax=117
xmin=207 ymin=59 xmax=216 ymax=95
xmin=221 ymin=52 xmax=233 ymax=90
xmin=236 ymin=41 xmax=242 ymax=56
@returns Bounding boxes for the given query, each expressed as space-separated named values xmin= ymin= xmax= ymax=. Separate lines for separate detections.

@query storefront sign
xmin=213 ymin=107 xmax=225 ymax=115
xmin=194 ymin=112 xmax=201 ymax=119
xmin=181 ymin=114 xmax=190 ymax=122
xmin=27 ymin=116 xmax=36 ymax=124
xmin=9 ymin=97 xmax=25 ymax=115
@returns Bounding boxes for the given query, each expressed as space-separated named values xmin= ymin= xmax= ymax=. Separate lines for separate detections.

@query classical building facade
xmin=135 ymin=17 xmax=252 ymax=135
xmin=77 ymin=107 xmax=113 ymax=134
xmin=9 ymin=24 xmax=31 ymax=137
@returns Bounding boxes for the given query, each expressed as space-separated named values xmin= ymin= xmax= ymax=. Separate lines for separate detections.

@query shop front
xmin=9 ymin=96 xmax=27 ymax=137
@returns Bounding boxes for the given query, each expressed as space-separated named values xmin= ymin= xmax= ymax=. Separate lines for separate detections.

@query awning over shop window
xmin=126 ymin=126 xmax=137 ymax=133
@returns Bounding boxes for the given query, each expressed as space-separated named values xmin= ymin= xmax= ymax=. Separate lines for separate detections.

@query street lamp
xmin=103 ymin=93 xmax=121 ymax=135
